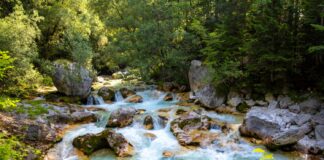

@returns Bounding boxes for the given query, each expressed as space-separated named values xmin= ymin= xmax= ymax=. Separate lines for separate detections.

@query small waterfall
xmin=94 ymin=96 xmax=105 ymax=105
xmin=115 ymin=90 xmax=124 ymax=102
xmin=86 ymin=95 xmax=94 ymax=105
xmin=86 ymin=95 xmax=105 ymax=105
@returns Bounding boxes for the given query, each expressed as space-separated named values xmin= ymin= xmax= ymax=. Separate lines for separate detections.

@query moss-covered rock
xmin=72 ymin=130 xmax=110 ymax=155
xmin=98 ymin=87 xmax=115 ymax=101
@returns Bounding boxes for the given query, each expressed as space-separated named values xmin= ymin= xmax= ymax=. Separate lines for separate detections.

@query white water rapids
xmin=54 ymin=89 xmax=303 ymax=160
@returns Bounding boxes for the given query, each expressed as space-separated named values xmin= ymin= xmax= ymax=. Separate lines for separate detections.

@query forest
xmin=0 ymin=0 xmax=323 ymax=160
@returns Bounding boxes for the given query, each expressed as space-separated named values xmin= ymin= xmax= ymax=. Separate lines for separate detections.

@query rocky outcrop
xmin=72 ymin=129 xmax=134 ymax=157
xmin=170 ymin=111 xmax=220 ymax=147
xmin=188 ymin=60 xmax=225 ymax=109
xmin=107 ymin=107 xmax=136 ymax=127
xmin=98 ymin=87 xmax=115 ymax=101
xmin=127 ymin=95 xmax=143 ymax=103
xmin=52 ymin=61 xmax=92 ymax=98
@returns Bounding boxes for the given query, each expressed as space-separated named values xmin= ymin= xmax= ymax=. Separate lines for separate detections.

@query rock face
xmin=98 ymin=87 xmax=115 ymax=101
xmin=107 ymin=107 xmax=136 ymax=127
xmin=170 ymin=111 xmax=219 ymax=146
xmin=52 ymin=62 xmax=92 ymax=98
xmin=127 ymin=95 xmax=143 ymax=103
xmin=188 ymin=60 xmax=225 ymax=109
xmin=73 ymin=129 xmax=134 ymax=157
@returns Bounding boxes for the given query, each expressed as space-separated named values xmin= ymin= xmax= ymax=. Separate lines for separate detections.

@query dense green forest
xmin=0 ymin=0 xmax=323 ymax=97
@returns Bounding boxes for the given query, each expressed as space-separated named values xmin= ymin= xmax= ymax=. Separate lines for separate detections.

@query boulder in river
xmin=106 ymin=129 xmax=134 ymax=157
xmin=52 ymin=61 xmax=92 ymax=98
xmin=163 ymin=93 xmax=173 ymax=101
xmin=107 ymin=107 xmax=136 ymax=127
xmin=120 ymin=88 xmax=136 ymax=98
xmin=72 ymin=129 xmax=110 ymax=155
xmin=188 ymin=60 xmax=225 ymax=109
xmin=170 ymin=111 xmax=219 ymax=146
xmin=98 ymin=87 xmax=115 ymax=101
xmin=143 ymin=115 xmax=154 ymax=130
xmin=73 ymin=129 xmax=134 ymax=157
xmin=127 ymin=95 xmax=143 ymax=103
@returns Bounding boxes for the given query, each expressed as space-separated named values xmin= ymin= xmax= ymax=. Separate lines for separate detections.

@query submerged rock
xmin=107 ymin=107 xmax=136 ymax=128
xmin=98 ymin=87 xmax=115 ymax=101
xmin=188 ymin=60 xmax=225 ymax=109
xmin=52 ymin=61 xmax=92 ymax=98
xmin=127 ymin=95 xmax=143 ymax=103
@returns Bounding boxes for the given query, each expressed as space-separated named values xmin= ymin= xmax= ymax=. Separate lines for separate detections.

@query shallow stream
xmin=55 ymin=89 xmax=304 ymax=160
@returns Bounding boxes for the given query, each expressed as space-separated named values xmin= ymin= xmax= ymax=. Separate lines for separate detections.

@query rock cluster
xmin=239 ymin=97 xmax=324 ymax=155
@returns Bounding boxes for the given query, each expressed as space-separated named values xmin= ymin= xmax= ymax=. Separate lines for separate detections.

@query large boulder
xmin=188 ymin=60 xmax=225 ymax=109
xmin=98 ymin=87 xmax=115 ymax=101
xmin=106 ymin=129 xmax=134 ymax=157
xmin=52 ymin=62 xmax=92 ymax=98
xmin=170 ymin=111 xmax=220 ymax=146
xmin=72 ymin=130 xmax=109 ymax=155
xmin=73 ymin=129 xmax=134 ymax=157
xmin=239 ymin=107 xmax=296 ymax=139
xmin=107 ymin=107 xmax=136 ymax=127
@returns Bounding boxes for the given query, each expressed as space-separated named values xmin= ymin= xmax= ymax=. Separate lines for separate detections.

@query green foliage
xmin=0 ymin=132 xmax=41 ymax=160
xmin=0 ymin=96 xmax=20 ymax=111
xmin=0 ymin=51 xmax=14 ymax=80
